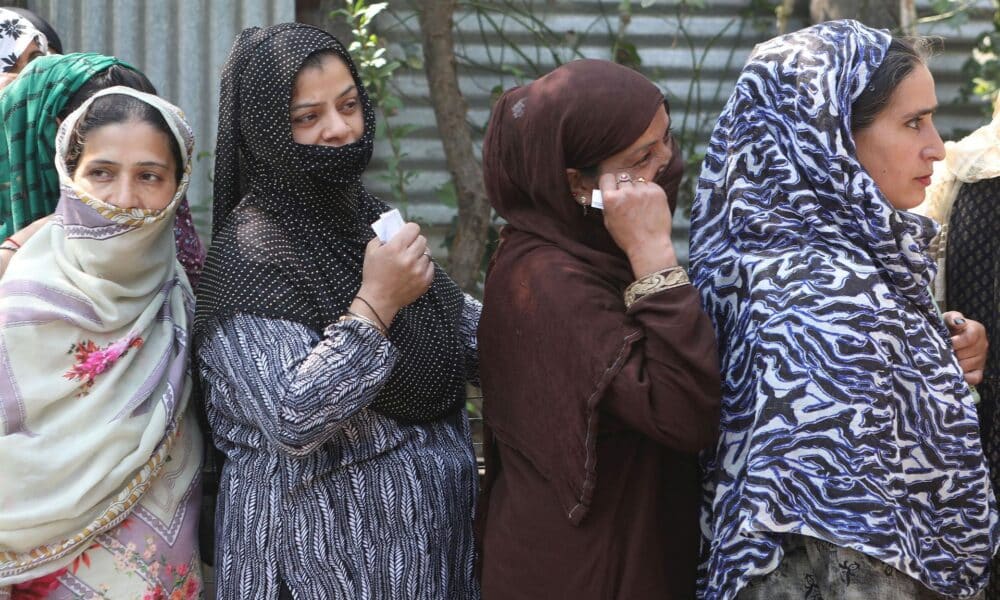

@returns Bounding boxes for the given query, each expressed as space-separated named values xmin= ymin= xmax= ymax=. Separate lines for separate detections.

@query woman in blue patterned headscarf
xmin=690 ymin=20 xmax=998 ymax=600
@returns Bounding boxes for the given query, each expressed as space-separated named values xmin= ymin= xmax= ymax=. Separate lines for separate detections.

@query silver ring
xmin=423 ymin=250 xmax=432 ymax=258
xmin=617 ymin=172 xmax=632 ymax=184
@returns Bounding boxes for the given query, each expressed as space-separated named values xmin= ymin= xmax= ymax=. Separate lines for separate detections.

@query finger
xmin=388 ymin=222 xmax=420 ymax=248
xmin=965 ymin=369 xmax=984 ymax=386
xmin=404 ymin=235 xmax=429 ymax=260
xmin=598 ymin=172 xmax=618 ymax=196
xmin=423 ymin=257 xmax=435 ymax=283
xmin=614 ymin=172 xmax=634 ymax=189
xmin=943 ymin=311 xmax=967 ymax=332
xmin=958 ymin=354 xmax=986 ymax=372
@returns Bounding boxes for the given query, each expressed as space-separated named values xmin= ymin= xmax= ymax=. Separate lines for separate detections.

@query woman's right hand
xmin=599 ymin=172 xmax=678 ymax=278
xmin=355 ymin=222 xmax=434 ymax=327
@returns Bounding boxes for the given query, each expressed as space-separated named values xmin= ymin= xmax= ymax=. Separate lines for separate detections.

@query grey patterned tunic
xmin=196 ymin=296 xmax=481 ymax=600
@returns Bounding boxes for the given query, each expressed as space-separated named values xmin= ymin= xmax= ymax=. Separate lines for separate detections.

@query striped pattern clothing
xmin=196 ymin=296 xmax=482 ymax=600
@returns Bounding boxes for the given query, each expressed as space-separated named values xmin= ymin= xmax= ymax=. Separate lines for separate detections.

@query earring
xmin=576 ymin=194 xmax=589 ymax=215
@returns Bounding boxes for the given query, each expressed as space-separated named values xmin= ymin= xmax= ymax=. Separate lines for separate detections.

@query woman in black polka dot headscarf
xmin=194 ymin=23 xmax=481 ymax=600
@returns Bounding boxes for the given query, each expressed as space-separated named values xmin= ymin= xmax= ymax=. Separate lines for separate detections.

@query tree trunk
xmin=416 ymin=0 xmax=492 ymax=293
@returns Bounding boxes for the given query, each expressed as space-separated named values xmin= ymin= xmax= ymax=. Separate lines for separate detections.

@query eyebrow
xmin=290 ymin=84 xmax=358 ymax=111
xmin=903 ymin=105 xmax=937 ymax=120
xmin=87 ymin=159 xmax=170 ymax=169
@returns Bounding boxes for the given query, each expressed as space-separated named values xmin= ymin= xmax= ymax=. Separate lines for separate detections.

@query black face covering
xmin=195 ymin=23 xmax=466 ymax=424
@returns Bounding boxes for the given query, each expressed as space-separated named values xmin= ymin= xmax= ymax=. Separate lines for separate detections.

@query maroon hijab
xmin=478 ymin=59 xmax=684 ymax=524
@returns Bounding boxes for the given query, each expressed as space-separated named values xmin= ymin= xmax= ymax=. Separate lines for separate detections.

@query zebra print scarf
xmin=690 ymin=20 xmax=999 ymax=600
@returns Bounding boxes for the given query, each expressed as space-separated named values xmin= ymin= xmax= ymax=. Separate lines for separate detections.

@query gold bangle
xmin=624 ymin=267 xmax=689 ymax=308
xmin=339 ymin=311 xmax=387 ymax=338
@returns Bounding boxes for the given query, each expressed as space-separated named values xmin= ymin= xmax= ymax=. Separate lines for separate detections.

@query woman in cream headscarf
xmin=0 ymin=87 xmax=202 ymax=599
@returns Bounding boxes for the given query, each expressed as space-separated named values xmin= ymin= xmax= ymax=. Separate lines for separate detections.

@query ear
xmin=565 ymin=167 xmax=593 ymax=201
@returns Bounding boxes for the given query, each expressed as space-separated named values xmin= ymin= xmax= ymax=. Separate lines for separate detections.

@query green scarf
xmin=0 ymin=53 xmax=128 ymax=238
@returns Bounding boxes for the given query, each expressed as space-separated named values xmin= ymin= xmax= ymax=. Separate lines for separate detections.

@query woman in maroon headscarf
xmin=476 ymin=59 xmax=721 ymax=599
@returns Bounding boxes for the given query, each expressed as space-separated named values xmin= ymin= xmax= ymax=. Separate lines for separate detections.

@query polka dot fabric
xmin=194 ymin=23 xmax=466 ymax=424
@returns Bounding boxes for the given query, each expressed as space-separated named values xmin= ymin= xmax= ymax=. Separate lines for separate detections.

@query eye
xmin=140 ymin=172 xmax=164 ymax=183
xmin=339 ymin=98 xmax=360 ymax=114
xmin=906 ymin=117 xmax=922 ymax=130
xmin=87 ymin=168 xmax=112 ymax=180
xmin=633 ymin=152 xmax=652 ymax=168
xmin=291 ymin=112 xmax=317 ymax=125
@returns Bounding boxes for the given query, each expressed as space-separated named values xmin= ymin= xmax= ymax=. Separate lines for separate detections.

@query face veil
xmin=195 ymin=23 xmax=467 ymax=424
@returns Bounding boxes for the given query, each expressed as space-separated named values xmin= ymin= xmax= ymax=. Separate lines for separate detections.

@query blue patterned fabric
xmin=689 ymin=20 xmax=999 ymax=600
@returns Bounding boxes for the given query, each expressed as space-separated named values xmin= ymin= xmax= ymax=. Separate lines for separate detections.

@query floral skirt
xmin=737 ymin=534 xmax=983 ymax=600
xmin=3 ymin=418 xmax=204 ymax=600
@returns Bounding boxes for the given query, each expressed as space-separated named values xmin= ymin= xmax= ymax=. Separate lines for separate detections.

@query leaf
xmin=437 ymin=180 xmax=458 ymax=208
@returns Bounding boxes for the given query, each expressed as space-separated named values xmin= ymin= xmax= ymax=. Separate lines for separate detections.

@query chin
xmin=887 ymin=193 xmax=925 ymax=211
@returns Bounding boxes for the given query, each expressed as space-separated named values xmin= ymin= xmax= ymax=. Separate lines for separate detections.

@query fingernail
xmin=954 ymin=318 xmax=966 ymax=326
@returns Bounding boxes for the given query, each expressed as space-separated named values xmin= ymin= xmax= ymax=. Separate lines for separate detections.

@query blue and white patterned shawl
xmin=690 ymin=20 xmax=999 ymax=600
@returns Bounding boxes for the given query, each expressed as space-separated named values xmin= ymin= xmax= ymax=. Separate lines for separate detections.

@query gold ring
xmin=635 ymin=177 xmax=647 ymax=183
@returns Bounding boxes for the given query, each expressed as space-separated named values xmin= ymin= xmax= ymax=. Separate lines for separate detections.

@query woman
xmin=0 ymin=53 xmax=205 ymax=286
xmin=194 ymin=24 xmax=479 ymax=599
xmin=690 ymin=20 xmax=998 ymax=600
xmin=0 ymin=87 xmax=202 ymax=598
xmin=915 ymin=96 xmax=1000 ymax=598
xmin=476 ymin=59 xmax=721 ymax=599
xmin=0 ymin=7 xmax=46 ymax=90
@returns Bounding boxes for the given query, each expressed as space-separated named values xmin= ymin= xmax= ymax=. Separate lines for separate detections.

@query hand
xmin=598 ymin=172 xmax=678 ymax=278
xmin=355 ymin=222 xmax=434 ymax=326
xmin=943 ymin=311 xmax=988 ymax=386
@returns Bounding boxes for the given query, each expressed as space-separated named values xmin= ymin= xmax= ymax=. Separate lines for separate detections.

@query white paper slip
xmin=371 ymin=209 xmax=406 ymax=243
xmin=590 ymin=189 xmax=604 ymax=210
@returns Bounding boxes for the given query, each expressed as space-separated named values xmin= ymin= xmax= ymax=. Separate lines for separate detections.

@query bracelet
xmin=624 ymin=266 xmax=689 ymax=308
xmin=353 ymin=295 xmax=390 ymax=331
xmin=2 ymin=237 xmax=20 ymax=249
xmin=339 ymin=311 xmax=387 ymax=338
xmin=0 ymin=244 xmax=17 ymax=253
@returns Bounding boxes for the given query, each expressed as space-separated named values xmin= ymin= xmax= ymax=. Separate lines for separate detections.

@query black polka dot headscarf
xmin=195 ymin=23 xmax=466 ymax=424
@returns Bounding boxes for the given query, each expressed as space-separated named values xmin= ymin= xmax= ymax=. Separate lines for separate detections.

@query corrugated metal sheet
xmin=367 ymin=0 xmax=998 ymax=263
xmin=25 ymin=0 xmax=296 ymax=234
xmin=19 ymin=1 xmax=1000 ymax=264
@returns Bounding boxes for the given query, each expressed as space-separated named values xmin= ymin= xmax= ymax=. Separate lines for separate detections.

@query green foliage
xmin=960 ymin=0 xmax=1000 ymax=108
xmin=332 ymin=1 xmax=417 ymax=211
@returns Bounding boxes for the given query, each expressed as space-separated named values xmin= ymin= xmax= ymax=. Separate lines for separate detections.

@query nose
xmin=109 ymin=180 xmax=141 ymax=209
xmin=923 ymin=123 xmax=946 ymax=163
xmin=320 ymin=113 xmax=353 ymax=146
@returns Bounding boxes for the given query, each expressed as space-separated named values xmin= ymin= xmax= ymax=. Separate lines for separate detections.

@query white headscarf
xmin=0 ymin=8 xmax=47 ymax=73
xmin=0 ymin=87 xmax=196 ymax=584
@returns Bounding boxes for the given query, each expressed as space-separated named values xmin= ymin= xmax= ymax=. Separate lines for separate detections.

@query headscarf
xmin=0 ymin=8 xmax=45 ymax=73
xmin=478 ymin=59 xmax=685 ymax=524
xmin=194 ymin=23 xmax=466 ymax=424
xmin=914 ymin=95 xmax=1000 ymax=303
xmin=0 ymin=53 xmax=124 ymax=237
xmin=0 ymin=87 xmax=196 ymax=583
xmin=689 ymin=20 xmax=998 ymax=599
xmin=0 ymin=53 xmax=206 ymax=286
xmin=3 ymin=7 xmax=61 ymax=54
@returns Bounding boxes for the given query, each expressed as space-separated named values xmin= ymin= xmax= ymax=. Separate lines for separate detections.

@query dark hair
xmin=59 ymin=64 xmax=157 ymax=120
xmin=299 ymin=48 xmax=343 ymax=73
xmin=3 ymin=7 xmax=63 ymax=54
xmin=66 ymin=94 xmax=183 ymax=184
xmin=850 ymin=37 xmax=931 ymax=132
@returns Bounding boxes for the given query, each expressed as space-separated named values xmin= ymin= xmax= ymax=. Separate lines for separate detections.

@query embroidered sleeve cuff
xmin=624 ymin=266 xmax=689 ymax=308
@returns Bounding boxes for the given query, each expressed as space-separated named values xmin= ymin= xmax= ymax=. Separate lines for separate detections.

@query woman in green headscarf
xmin=0 ymin=53 xmax=205 ymax=285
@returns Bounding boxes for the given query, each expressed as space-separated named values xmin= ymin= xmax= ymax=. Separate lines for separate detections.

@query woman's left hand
xmin=943 ymin=311 xmax=988 ymax=385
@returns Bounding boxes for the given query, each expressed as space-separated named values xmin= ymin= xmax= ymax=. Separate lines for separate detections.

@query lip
xmin=916 ymin=175 xmax=932 ymax=186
